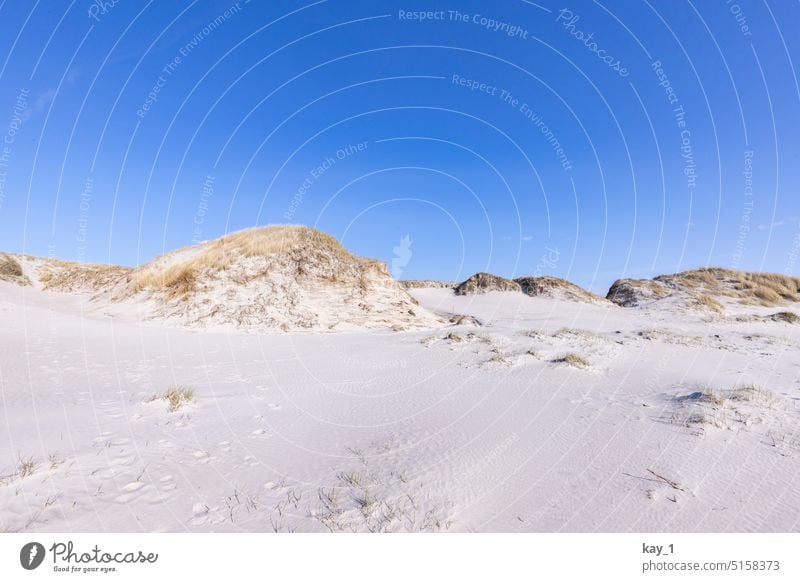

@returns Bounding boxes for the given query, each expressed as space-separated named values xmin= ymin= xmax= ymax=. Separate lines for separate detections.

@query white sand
xmin=1 ymin=282 xmax=799 ymax=532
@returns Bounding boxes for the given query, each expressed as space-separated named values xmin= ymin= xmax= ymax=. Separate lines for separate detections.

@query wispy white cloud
xmin=21 ymin=68 xmax=81 ymax=123
xmin=21 ymin=88 xmax=57 ymax=123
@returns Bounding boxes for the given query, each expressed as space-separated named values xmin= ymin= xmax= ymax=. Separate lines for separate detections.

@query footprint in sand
xmin=114 ymin=481 xmax=148 ymax=503
xmin=193 ymin=451 xmax=210 ymax=464
xmin=142 ymin=490 xmax=170 ymax=505
xmin=157 ymin=439 xmax=175 ymax=449
xmin=159 ymin=475 xmax=176 ymax=491
xmin=189 ymin=502 xmax=211 ymax=525
xmin=92 ymin=432 xmax=114 ymax=445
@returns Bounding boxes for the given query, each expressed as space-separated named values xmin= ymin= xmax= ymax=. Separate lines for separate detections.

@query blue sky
xmin=0 ymin=0 xmax=798 ymax=292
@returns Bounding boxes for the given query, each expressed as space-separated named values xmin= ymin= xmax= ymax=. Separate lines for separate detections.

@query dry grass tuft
xmin=770 ymin=311 xmax=799 ymax=324
xmin=552 ymin=352 xmax=589 ymax=368
xmin=38 ymin=260 xmax=130 ymax=292
xmin=18 ymin=455 xmax=36 ymax=479
xmin=681 ymin=384 xmax=781 ymax=408
xmin=693 ymin=293 xmax=724 ymax=313
xmin=149 ymin=386 xmax=194 ymax=412
xmin=728 ymin=384 xmax=781 ymax=406
xmin=0 ymin=254 xmax=28 ymax=285
xmin=675 ymin=384 xmax=784 ymax=433
xmin=753 ymin=286 xmax=782 ymax=304
xmin=131 ymin=263 xmax=197 ymax=297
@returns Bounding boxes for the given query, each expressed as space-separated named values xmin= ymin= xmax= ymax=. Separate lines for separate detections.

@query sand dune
xmin=608 ymin=268 xmax=800 ymax=311
xmin=3 ymin=226 xmax=442 ymax=332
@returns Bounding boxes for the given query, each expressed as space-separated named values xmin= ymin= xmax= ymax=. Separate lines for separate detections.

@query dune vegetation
xmin=128 ymin=225 xmax=383 ymax=298
xmin=0 ymin=253 xmax=28 ymax=285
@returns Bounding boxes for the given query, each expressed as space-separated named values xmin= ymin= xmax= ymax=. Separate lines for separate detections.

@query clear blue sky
xmin=0 ymin=0 xmax=798 ymax=293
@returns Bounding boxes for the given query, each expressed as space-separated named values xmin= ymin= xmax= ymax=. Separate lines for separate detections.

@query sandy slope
xmin=1 ymin=282 xmax=799 ymax=532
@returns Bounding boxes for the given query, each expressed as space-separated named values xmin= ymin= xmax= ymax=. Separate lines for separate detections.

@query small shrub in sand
xmin=552 ymin=353 xmax=589 ymax=368
xmin=149 ymin=386 xmax=194 ymax=412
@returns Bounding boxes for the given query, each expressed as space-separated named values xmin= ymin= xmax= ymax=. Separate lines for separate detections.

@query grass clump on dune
xmin=131 ymin=263 xmax=197 ymax=297
xmin=770 ymin=311 xmax=799 ymax=324
xmin=693 ymin=293 xmax=724 ymax=313
xmin=552 ymin=352 xmax=589 ymax=368
xmin=679 ymin=383 xmax=782 ymax=413
xmin=17 ymin=455 xmax=36 ymax=478
xmin=149 ymin=386 xmax=194 ymax=412
xmin=0 ymin=253 xmax=28 ymax=285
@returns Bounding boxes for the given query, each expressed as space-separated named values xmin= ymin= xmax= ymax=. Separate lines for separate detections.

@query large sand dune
xmin=1 ymin=226 xmax=442 ymax=332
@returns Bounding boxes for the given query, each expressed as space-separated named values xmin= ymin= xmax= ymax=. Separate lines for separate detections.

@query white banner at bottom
xmin=1 ymin=533 xmax=797 ymax=581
